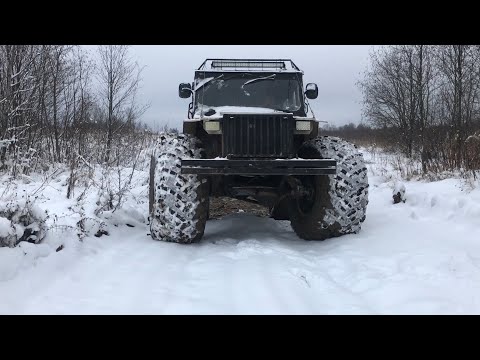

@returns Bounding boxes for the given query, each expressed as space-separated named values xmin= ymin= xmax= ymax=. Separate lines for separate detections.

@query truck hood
xmin=193 ymin=106 xmax=290 ymax=119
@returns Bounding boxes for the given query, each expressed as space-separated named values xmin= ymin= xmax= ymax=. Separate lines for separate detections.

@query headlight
xmin=204 ymin=121 xmax=221 ymax=133
xmin=295 ymin=121 xmax=311 ymax=131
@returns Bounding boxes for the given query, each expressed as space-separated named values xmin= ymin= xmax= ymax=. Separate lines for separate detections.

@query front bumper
xmin=181 ymin=159 xmax=336 ymax=175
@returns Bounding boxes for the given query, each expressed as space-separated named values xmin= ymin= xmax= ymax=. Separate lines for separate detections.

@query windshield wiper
xmin=241 ymin=74 xmax=276 ymax=96
xmin=241 ymin=74 xmax=276 ymax=88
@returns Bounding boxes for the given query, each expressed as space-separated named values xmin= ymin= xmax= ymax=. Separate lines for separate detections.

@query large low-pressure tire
xmin=149 ymin=133 xmax=209 ymax=244
xmin=289 ymin=136 xmax=369 ymax=240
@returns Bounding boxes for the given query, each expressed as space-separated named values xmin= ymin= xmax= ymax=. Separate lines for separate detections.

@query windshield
xmin=194 ymin=75 xmax=302 ymax=113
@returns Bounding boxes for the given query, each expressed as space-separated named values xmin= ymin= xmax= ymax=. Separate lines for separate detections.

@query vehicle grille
xmin=222 ymin=114 xmax=294 ymax=158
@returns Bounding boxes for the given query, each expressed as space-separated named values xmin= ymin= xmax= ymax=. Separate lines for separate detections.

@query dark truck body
xmin=179 ymin=59 xmax=336 ymax=180
xmin=149 ymin=58 xmax=368 ymax=243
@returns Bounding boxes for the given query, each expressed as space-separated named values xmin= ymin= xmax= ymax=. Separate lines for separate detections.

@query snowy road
xmin=2 ymin=153 xmax=480 ymax=314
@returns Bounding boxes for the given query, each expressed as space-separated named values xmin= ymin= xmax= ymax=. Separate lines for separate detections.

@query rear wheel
xmin=149 ymin=133 xmax=209 ymax=244
xmin=289 ymin=136 xmax=369 ymax=240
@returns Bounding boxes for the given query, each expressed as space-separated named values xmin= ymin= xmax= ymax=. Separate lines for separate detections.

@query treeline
xmin=322 ymin=123 xmax=379 ymax=145
xmin=322 ymin=122 xmax=416 ymax=150
xmin=0 ymin=45 xmax=154 ymax=177
xmin=355 ymin=45 xmax=480 ymax=173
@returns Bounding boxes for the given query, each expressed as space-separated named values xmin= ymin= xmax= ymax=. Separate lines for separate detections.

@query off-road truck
xmin=149 ymin=59 xmax=368 ymax=243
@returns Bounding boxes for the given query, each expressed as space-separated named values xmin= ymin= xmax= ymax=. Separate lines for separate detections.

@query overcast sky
xmin=97 ymin=45 xmax=373 ymax=130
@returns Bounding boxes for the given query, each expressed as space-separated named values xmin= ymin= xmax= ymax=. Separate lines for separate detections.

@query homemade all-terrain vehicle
xmin=149 ymin=59 xmax=368 ymax=243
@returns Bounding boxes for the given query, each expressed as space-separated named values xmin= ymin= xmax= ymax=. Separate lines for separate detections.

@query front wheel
xmin=149 ymin=133 xmax=209 ymax=244
xmin=289 ymin=136 xmax=369 ymax=240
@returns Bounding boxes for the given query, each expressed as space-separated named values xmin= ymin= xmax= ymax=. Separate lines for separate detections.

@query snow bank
xmin=0 ymin=217 xmax=13 ymax=238
xmin=0 ymin=163 xmax=149 ymax=279
xmin=0 ymin=197 xmax=48 ymax=247
xmin=0 ymin=242 xmax=54 ymax=282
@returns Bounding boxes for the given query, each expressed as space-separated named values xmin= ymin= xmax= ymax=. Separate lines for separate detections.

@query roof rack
xmin=197 ymin=59 xmax=302 ymax=73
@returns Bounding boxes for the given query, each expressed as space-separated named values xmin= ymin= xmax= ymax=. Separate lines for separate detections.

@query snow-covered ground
xmin=1 ymin=149 xmax=480 ymax=314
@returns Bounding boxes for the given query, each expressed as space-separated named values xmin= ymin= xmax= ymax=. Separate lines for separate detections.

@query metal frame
xmin=196 ymin=59 xmax=303 ymax=73
xmin=181 ymin=159 xmax=336 ymax=175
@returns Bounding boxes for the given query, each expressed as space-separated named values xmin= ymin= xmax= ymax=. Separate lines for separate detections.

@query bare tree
xmin=0 ymin=45 xmax=152 ymax=180
xmin=359 ymin=46 xmax=436 ymax=161
xmin=45 ymin=45 xmax=73 ymax=162
xmin=435 ymin=45 xmax=480 ymax=168
xmin=359 ymin=46 xmax=412 ymax=156
xmin=0 ymin=45 xmax=39 ymax=175
xmin=359 ymin=45 xmax=480 ymax=174
xmin=96 ymin=45 xmax=146 ymax=163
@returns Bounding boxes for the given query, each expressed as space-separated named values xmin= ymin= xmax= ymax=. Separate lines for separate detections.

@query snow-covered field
xmin=1 ymin=148 xmax=480 ymax=314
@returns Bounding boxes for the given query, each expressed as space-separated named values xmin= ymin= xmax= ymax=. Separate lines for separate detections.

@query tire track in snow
xmin=254 ymin=236 xmax=378 ymax=314
xmin=19 ymin=231 xmax=145 ymax=314
xmin=17 ymin=227 xmax=182 ymax=314
xmin=157 ymin=244 xmax=214 ymax=314
xmin=254 ymin=240 xmax=318 ymax=314
xmin=220 ymin=239 xmax=285 ymax=314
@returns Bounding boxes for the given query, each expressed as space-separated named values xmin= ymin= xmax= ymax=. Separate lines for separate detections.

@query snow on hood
xmin=194 ymin=106 xmax=290 ymax=118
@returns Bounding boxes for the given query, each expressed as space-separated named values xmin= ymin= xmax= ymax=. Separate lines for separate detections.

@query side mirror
xmin=305 ymin=83 xmax=318 ymax=99
xmin=179 ymin=83 xmax=192 ymax=98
